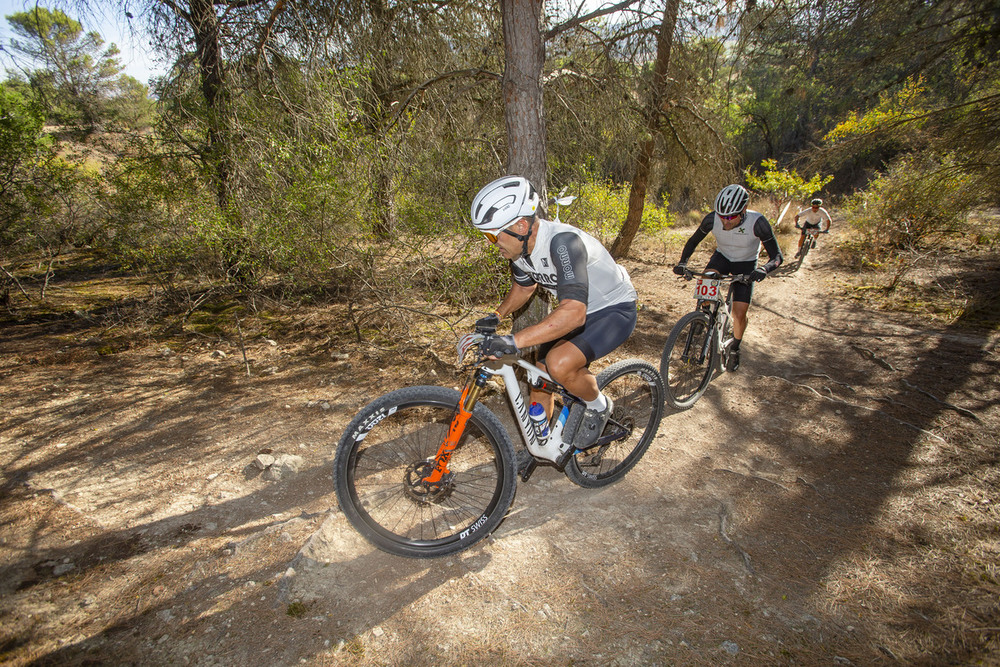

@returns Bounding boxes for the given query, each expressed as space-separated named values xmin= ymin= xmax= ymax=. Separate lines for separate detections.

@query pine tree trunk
xmin=610 ymin=0 xmax=680 ymax=259
xmin=501 ymin=0 xmax=550 ymax=336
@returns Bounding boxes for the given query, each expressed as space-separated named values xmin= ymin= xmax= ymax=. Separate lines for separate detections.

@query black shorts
xmin=800 ymin=223 xmax=821 ymax=235
xmin=705 ymin=252 xmax=755 ymax=304
xmin=538 ymin=300 xmax=637 ymax=365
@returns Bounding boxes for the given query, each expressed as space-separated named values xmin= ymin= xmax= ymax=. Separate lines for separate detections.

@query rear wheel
xmin=564 ymin=360 xmax=664 ymax=488
xmin=334 ymin=386 xmax=517 ymax=558
xmin=661 ymin=311 xmax=715 ymax=410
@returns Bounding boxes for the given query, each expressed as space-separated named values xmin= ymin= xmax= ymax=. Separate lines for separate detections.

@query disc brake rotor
xmin=404 ymin=460 xmax=454 ymax=504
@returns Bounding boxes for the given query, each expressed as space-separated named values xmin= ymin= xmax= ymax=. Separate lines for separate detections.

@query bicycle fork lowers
xmin=436 ymin=360 xmax=602 ymax=484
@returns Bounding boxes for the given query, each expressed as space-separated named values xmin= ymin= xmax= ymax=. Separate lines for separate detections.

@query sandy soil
xmin=2 ymin=228 xmax=999 ymax=666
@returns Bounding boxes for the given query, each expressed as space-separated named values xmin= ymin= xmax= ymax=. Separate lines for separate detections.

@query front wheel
xmin=564 ymin=360 xmax=664 ymax=488
xmin=661 ymin=311 xmax=715 ymax=410
xmin=333 ymin=386 xmax=518 ymax=558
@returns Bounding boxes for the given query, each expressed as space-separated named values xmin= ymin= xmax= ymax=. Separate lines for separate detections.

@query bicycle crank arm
xmin=574 ymin=420 xmax=630 ymax=453
xmin=594 ymin=422 xmax=630 ymax=447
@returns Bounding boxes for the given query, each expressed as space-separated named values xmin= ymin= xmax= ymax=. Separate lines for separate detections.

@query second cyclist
xmin=672 ymin=184 xmax=783 ymax=372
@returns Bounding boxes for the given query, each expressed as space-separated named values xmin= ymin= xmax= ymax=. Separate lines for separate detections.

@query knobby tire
xmin=564 ymin=360 xmax=664 ymax=488
xmin=334 ymin=386 xmax=517 ymax=558
xmin=661 ymin=311 xmax=715 ymax=410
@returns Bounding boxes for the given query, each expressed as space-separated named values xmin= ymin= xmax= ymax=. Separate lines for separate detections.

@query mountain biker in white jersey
xmin=470 ymin=175 xmax=638 ymax=450
xmin=794 ymin=198 xmax=833 ymax=257
xmin=672 ymin=184 xmax=783 ymax=372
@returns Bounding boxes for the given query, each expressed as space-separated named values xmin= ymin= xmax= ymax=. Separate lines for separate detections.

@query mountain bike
xmin=660 ymin=270 xmax=750 ymax=410
xmin=795 ymin=226 xmax=828 ymax=261
xmin=333 ymin=325 xmax=664 ymax=558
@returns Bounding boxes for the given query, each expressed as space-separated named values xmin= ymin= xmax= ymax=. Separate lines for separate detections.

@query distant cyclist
xmin=469 ymin=175 xmax=638 ymax=450
xmin=793 ymin=198 xmax=832 ymax=257
xmin=672 ymin=184 xmax=783 ymax=372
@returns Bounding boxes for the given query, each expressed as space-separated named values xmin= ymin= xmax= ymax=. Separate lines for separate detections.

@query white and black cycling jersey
xmin=510 ymin=219 xmax=637 ymax=314
xmin=796 ymin=206 xmax=832 ymax=228
xmin=680 ymin=210 xmax=782 ymax=271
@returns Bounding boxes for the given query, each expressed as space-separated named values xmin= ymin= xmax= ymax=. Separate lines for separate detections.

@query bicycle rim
xmin=334 ymin=386 xmax=517 ymax=558
xmin=564 ymin=360 xmax=664 ymax=488
xmin=661 ymin=311 xmax=714 ymax=410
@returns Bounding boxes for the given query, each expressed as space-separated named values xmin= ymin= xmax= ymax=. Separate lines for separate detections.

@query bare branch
xmin=544 ymin=0 xmax=641 ymax=41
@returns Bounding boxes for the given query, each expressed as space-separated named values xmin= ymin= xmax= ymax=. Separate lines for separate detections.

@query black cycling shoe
xmin=573 ymin=398 xmax=614 ymax=450
xmin=726 ymin=349 xmax=741 ymax=372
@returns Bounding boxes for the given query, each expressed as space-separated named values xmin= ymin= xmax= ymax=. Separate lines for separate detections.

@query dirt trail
xmin=2 ymin=233 xmax=999 ymax=666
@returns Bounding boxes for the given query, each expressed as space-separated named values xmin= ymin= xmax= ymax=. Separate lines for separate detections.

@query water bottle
xmin=528 ymin=402 xmax=550 ymax=442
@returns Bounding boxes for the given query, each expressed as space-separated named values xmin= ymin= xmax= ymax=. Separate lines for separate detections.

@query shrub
xmin=840 ymin=153 xmax=976 ymax=284
xmin=744 ymin=159 xmax=832 ymax=205
xmin=557 ymin=178 xmax=674 ymax=245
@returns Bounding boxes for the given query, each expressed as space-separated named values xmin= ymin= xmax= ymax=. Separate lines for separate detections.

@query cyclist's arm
xmin=496 ymin=281 xmax=537 ymax=319
xmin=511 ymin=232 xmax=591 ymax=349
xmin=754 ymin=216 xmax=784 ymax=273
xmin=822 ymin=208 xmax=833 ymax=231
xmin=512 ymin=299 xmax=587 ymax=350
xmin=678 ymin=213 xmax=713 ymax=264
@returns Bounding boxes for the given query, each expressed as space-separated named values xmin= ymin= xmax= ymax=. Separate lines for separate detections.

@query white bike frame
xmin=693 ymin=275 xmax=735 ymax=369
xmin=480 ymin=360 xmax=573 ymax=464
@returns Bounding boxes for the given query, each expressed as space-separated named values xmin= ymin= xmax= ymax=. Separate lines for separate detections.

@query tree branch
xmin=544 ymin=0 xmax=641 ymax=41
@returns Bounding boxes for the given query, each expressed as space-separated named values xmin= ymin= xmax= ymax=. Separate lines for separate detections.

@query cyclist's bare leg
xmin=732 ymin=301 xmax=750 ymax=340
xmin=531 ymin=361 xmax=557 ymax=417
xmin=532 ymin=340 xmax=599 ymax=415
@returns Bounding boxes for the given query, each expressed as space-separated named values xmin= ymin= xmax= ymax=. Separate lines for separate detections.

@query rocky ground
xmin=2 ymin=225 xmax=999 ymax=666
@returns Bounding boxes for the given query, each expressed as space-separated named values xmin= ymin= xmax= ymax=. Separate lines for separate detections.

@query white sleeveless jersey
xmin=510 ymin=219 xmax=637 ymax=314
xmin=797 ymin=206 xmax=831 ymax=226
xmin=712 ymin=210 xmax=767 ymax=262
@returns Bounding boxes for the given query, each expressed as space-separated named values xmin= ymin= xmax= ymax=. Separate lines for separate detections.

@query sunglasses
xmin=719 ymin=212 xmax=741 ymax=221
xmin=482 ymin=230 xmax=507 ymax=243
xmin=482 ymin=226 xmax=529 ymax=244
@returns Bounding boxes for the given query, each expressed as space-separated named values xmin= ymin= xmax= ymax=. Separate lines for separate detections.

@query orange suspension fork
xmin=421 ymin=369 xmax=487 ymax=485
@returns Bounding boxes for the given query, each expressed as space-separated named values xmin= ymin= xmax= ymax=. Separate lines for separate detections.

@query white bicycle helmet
xmin=471 ymin=176 xmax=540 ymax=233
xmin=811 ymin=198 xmax=822 ymax=206
xmin=714 ymin=184 xmax=750 ymax=216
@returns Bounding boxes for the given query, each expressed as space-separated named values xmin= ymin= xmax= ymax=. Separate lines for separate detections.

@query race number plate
xmin=694 ymin=278 xmax=722 ymax=301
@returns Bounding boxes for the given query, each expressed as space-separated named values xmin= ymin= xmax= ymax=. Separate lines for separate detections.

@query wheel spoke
xmin=335 ymin=387 xmax=517 ymax=557
xmin=564 ymin=360 xmax=663 ymax=488
xmin=662 ymin=312 xmax=715 ymax=409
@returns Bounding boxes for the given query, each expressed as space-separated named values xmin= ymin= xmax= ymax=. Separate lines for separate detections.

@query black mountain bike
xmin=795 ymin=226 xmax=828 ymax=262
xmin=660 ymin=270 xmax=750 ymax=409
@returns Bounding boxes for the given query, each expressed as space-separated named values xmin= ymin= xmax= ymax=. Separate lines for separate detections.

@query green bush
xmin=841 ymin=153 xmax=976 ymax=268
xmin=744 ymin=159 xmax=833 ymax=204
xmin=557 ymin=178 xmax=674 ymax=245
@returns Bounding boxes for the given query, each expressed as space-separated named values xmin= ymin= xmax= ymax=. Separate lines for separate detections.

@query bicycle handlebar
xmin=456 ymin=331 xmax=523 ymax=365
xmin=680 ymin=269 xmax=752 ymax=284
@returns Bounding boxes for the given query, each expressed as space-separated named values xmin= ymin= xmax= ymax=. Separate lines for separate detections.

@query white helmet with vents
xmin=471 ymin=176 xmax=540 ymax=233
xmin=714 ymin=184 xmax=750 ymax=216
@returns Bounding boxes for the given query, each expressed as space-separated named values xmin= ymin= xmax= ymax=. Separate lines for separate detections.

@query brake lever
xmin=456 ymin=332 xmax=485 ymax=364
